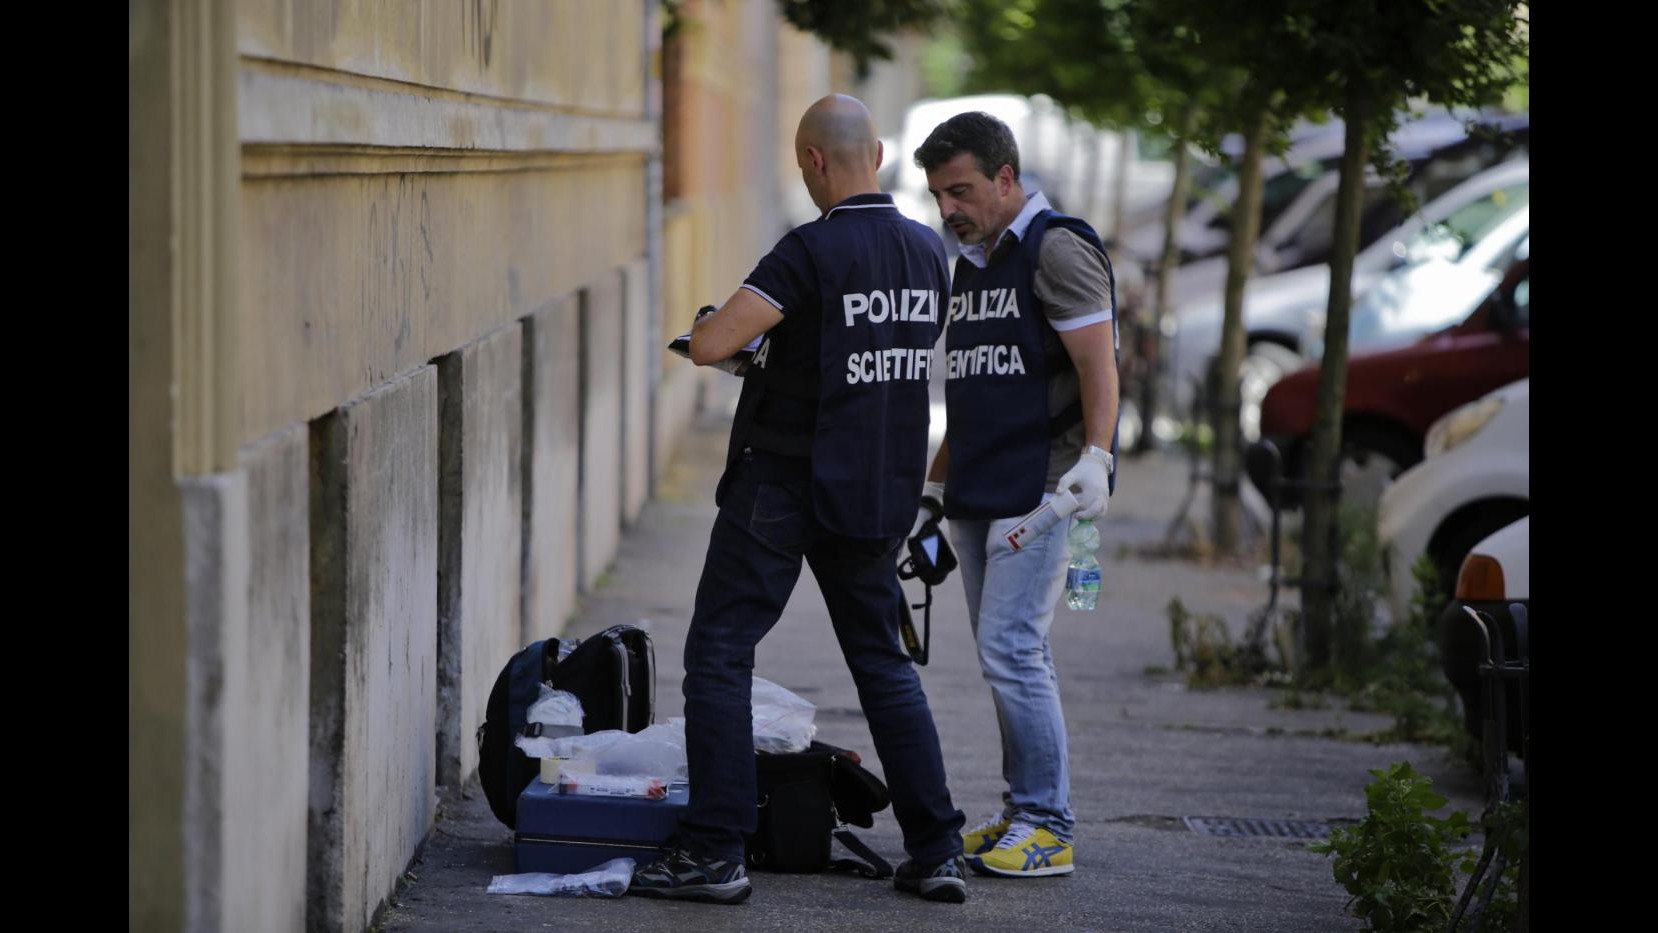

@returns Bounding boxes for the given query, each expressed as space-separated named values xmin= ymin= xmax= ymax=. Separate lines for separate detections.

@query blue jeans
xmin=677 ymin=449 xmax=966 ymax=866
xmin=947 ymin=500 xmax=1076 ymax=843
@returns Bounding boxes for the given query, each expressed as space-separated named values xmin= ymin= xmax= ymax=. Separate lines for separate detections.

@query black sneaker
xmin=894 ymin=855 xmax=968 ymax=903
xmin=629 ymin=848 xmax=752 ymax=904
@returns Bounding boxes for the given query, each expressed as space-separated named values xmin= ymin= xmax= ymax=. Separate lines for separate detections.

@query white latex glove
xmin=911 ymin=481 xmax=946 ymax=537
xmin=1057 ymin=447 xmax=1111 ymax=520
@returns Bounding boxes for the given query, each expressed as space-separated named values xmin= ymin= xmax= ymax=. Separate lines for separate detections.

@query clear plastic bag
xmin=595 ymin=737 xmax=686 ymax=781
xmin=486 ymin=858 xmax=635 ymax=897
xmin=569 ymin=727 xmax=687 ymax=781
xmin=751 ymin=675 xmax=817 ymax=754
xmin=635 ymin=720 xmax=686 ymax=750
xmin=542 ymin=729 xmax=629 ymax=760
xmin=537 ymin=725 xmax=687 ymax=790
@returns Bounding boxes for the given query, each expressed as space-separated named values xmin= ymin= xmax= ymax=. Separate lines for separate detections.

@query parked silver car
xmin=1159 ymin=157 xmax=1529 ymax=440
xmin=1303 ymin=208 xmax=1529 ymax=359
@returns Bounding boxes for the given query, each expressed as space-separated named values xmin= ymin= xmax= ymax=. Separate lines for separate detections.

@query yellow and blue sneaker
xmin=962 ymin=812 xmax=1011 ymax=856
xmin=968 ymin=822 xmax=1073 ymax=877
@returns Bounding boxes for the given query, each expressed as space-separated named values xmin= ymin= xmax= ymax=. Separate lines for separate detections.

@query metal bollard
xmin=1448 ymin=603 xmax=1530 ymax=933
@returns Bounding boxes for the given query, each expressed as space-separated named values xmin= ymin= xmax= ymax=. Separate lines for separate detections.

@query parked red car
xmin=1252 ymin=255 xmax=1529 ymax=506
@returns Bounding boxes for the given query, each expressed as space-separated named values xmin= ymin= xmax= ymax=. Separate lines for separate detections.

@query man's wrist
xmin=1081 ymin=444 xmax=1113 ymax=472
xmin=919 ymin=480 xmax=945 ymax=519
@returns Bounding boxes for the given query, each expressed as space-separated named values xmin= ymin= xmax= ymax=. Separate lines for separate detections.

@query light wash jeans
xmin=947 ymin=497 xmax=1076 ymax=843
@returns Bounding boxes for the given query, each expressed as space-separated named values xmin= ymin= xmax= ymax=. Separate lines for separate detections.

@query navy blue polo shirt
xmin=719 ymin=192 xmax=950 ymax=538
xmin=739 ymin=194 xmax=916 ymax=392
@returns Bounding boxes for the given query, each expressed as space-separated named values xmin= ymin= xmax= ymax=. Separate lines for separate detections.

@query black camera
xmin=897 ymin=497 xmax=956 ymax=665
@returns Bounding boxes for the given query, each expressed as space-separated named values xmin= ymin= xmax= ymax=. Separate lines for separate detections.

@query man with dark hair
xmin=911 ymin=110 xmax=1120 ymax=878
xmin=628 ymin=94 xmax=968 ymax=906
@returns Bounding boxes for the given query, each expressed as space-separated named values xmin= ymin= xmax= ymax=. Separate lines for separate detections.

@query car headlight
xmin=1424 ymin=395 xmax=1504 ymax=459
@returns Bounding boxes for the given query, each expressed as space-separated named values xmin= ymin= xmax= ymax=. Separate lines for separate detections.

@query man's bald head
xmin=794 ymin=94 xmax=883 ymax=212
xmin=796 ymin=94 xmax=880 ymax=171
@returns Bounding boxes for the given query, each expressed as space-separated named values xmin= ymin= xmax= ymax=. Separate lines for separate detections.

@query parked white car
xmin=1378 ymin=378 xmax=1530 ymax=623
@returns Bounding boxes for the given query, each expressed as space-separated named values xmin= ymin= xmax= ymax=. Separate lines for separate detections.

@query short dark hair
xmin=912 ymin=112 xmax=1020 ymax=181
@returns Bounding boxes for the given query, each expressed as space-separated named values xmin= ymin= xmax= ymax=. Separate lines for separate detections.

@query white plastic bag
xmin=751 ymin=675 xmax=817 ymax=754
xmin=526 ymin=686 xmax=584 ymax=731
xmin=486 ymin=858 xmax=635 ymax=897
xmin=512 ymin=688 xmax=588 ymax=759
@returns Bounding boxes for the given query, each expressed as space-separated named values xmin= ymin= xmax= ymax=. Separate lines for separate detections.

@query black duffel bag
xmin=744 ymin=740 xmax=894 ymax=878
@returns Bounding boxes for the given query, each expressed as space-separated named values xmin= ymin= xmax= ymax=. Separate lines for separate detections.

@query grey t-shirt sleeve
xmin=1033 ymin=228 xmax=1114 ymax=329
xmin=1034 ymin=227 xmax=1117 ymax=490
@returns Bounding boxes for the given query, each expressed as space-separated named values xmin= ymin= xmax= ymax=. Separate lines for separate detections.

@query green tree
xmin=1137 ymin=0 xmax=1330 ymax=559
xmin=952 ymin=0 xmax=1242 ymax=460
xmin=1289 ymin=0 xmax=1527 ymax=671
xmin=773 ymin=0 xmax=950 ymax=77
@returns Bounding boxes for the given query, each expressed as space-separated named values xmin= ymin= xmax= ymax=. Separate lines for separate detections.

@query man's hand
xmin=911 ymin=481 xmax=945 ymax=537
xmin=690 ymin=289 xmax=782 ymax=366
xmin=1057 ymin=447 xmax=1111 ymax=520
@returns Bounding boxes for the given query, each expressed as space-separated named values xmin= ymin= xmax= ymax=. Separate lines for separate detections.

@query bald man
xmin=630 ymin=95 xmax=968 ymax=905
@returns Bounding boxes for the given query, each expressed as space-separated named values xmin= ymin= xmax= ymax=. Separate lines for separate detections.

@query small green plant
xmin=1304 ymin=507 xmax=1465 ymax=746
xmin=1350 ymin=555 xmax=1464 ymax=745
xmin=1330 ymin=502 xmax=1385 ymax=684
xmin=1270 ymin=689 xmax=1330 ymax=711
xmin=1459 ymin=799 xmax=1526 ymax=930
xmin=1169 ymin=597 xmax=1243 ymax=686
xmin=1310 ymin=761 xmax=1472 ymax=932
xmin=1175 ymin=420 xmax=1215 ymax=453
xmin=1168 ymin=598 xmax=1281 ymax=688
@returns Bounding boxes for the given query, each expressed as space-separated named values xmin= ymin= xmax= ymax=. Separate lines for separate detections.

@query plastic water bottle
xmin=1065 ymin=519 xmax=1101 ymax=611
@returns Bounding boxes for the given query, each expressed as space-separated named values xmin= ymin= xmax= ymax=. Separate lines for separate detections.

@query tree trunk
xmin=1299 ymin=89 xmax=1372 ymax=674
xmin=1111 ymin=128 xmax=1133 ymax=242
xmin=1143 ymin=104 xmax=1196 ymax=454
xmin=1211 ymin=110 xmax=1269 ymax=558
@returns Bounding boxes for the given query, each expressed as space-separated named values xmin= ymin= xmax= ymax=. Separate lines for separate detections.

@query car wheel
xmin=1427 ymin=501 xmax=1531 ymax=602
xmin=1238 ymin=342 xmax=1304 ymax=444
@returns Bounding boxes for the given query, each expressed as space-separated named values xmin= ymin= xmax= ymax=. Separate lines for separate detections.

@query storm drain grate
xmin=1182 ymin=817 xmax=1338 ymax=840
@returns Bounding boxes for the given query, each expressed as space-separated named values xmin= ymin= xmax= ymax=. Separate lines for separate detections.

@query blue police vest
xmin=725 ymin=200 xmax=948 ymax=538
xmin=943 ymin=209 xmax=1118 ymax=520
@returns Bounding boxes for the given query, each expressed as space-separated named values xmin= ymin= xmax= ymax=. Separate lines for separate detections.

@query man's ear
xmin=997 ymin=164 xmax=1016 ymax=196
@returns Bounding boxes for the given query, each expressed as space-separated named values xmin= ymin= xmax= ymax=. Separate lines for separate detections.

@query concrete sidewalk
xmin=382 ymin=402 xmax=1482 ymax=933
